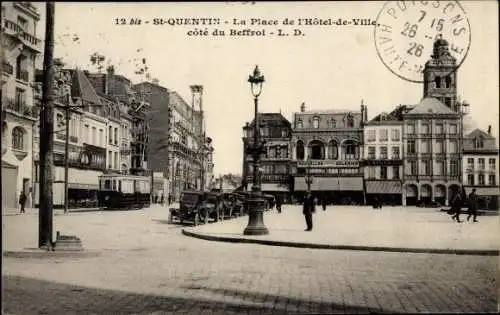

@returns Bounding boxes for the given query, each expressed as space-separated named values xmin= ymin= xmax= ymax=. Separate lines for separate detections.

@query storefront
xmin=465 ymin=186 xmax=499 ymax=210
xmin=365 ymin=180 xmax=402 ymax=206
xmin=293 ymin=176 xmax=364 ymax=205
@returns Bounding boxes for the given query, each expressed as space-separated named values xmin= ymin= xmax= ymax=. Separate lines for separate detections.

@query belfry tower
xmin=422 ymin=35 xmax=459 ymax=112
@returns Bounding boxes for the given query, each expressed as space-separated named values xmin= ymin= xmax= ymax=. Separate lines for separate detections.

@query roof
xmin=71 ymin=69 xmax=101 ymax=105
xmin=300 ymin=109 xmax=360 ymax=114
xmin=366 ymin=105 xmax=413 ymax=125
xmin=405 ymin=97 xmax=456 ymax=115
xmin=465 ymin=128 xmax=495 ymax=139
xmin=249 ymin=113 xmax=291 ymax=126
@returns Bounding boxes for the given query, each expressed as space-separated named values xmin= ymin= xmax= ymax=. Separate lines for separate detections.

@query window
xmin=421 ymin=140 xmax=430 ymax=153
xmin=366 ymin=130 xmax=376 ymax=142
xmin=313 ymin=117 xmax=320 ymax=129
xmin=92 ymin=127 xmax=97 ymax=145
xmin=114 ymin=128 xmax=118 ymax=145
xmin=281 ymin=129 xmax=287 ymax=137
xmin=104 ymin=180 xmax=111 ymax=189
xmin=467 ymin=174 xmax=474 ymax=186
xmin=17 ymin=15 xmax=28 ymax=28
xmin=475 ymin=137 xmax=484 ymax=149
xmin=489 ymin=175 xmax=496 ymax=186
xmin=367 ymin=146 xmax=375 ymax=159
xmin=367 ymin=167 xmax=376 ymax=179
xmin=393 ymin=166 xmax=400 ymax=179
xmin=434 ymin=76 xmax=441 ymax=88
xmin=450 ymin=160 xmax=459 ymax=176
xmin=467 ymin=158 xmax=474 ymax=169
xmin=391 ymin=129 xmax=400 ymax=141
xmin=108 ymin=126 xmax=113 ymax=144
xmin=341 ymin=140 xmax=358 ymax=160
xmin=445 ymin=76 xmax=452 ymax=88
xmin=407 ymin=124 xmax=415 ymax=134
xmin=489 ymin=158 xmax=496 ymax=170
xmin=449 ymin=124 xmax=458 ymax=135
xmin=84 ymin=124 xmax=89 ymax=143
xmin=268 ymin=147 xmax=276 ymax=158
xmin=435 ymin=123 xmax=443 ymax=134
xmin=478 ymin=174 xmax=485 ymax=185
xmin=108 ymin=150 xmax=113 ymax=168
xmin=114 ymin=152 xmax=118 ymax=169
xmin=435 ymin=140 xmax=445 ymax=153
xmin=297 ymin=119 xmax=303 ymax=128
xmin=16 ymin=55 xmax=28 ymax=81
xmin=379 ymin=129 xmax=388 ymax=142
xmin=380 ymin=146 xmax=388 ymax=159
xmin=99 ymin=129 xmax=104 ymax=146
xmin=12 ymin=127 xmax=24 ymax=150
xmin=478 ymin=158 xmax=485 ymax=170
xmin=421 ymin=124 xmax=430 ymax=135
xmin=435 ymin=161 xmax=445 ymax=175
xmin=449 ymin=140 xmax=458 ymax=153
xmin=346 ymin=115 xmax=354 ymax=128
xmin=56 ymin=113 xmax=64 ymax=129
xmin=407 ymin=140 xmax=416 ymax=154
xmin=392 ymin=146 xmax=400 ymax=159
xmin=380 ymin=166 xmax=387 ymax=180
xmin=409 ymin=161 xmax=417 ymax=175
xmin=15 ymin=88 xmax=25 ymax=111
xmin=421 ymin=160 xmax=431 ymax=175
xmin=296 ymin=141 xmax=305 ymax=160
xmin=328 ymin=140 xmax=338 ymax=159
xmin=329 ymin=119 xmax=336 ymax=128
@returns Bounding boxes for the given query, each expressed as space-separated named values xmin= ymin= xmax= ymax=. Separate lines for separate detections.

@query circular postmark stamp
xmin=374 ymin=1 xmax=471 ymax=83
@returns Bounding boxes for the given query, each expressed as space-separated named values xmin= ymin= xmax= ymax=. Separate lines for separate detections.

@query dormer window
xmin=346 ymin=114 xmax=354 ymax=128
xmin=475 ymin=137 xmax=484 ymax=149
xmin=380 ymin=114 xmax=386 ymax=121
xmin=330 ymin=118 xmax=336 ymax=128
xmin=297 ymin=119 xmax=303 ymax=129
xmin=312 ymin=116 xmax=320 ymax=129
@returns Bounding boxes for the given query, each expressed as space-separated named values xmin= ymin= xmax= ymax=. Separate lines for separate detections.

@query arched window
xmin=12 ymin=127 xmax=25 ymax=150
xmin=435 ymin=76 xmax=441 ymax=88
xmin=445 ymin=76 xmax=452 ymax=88
xmin=342 ymin=140 xmax=358 ymax=160
xmin=328 ymin=140 xmax=338 ymax=160
xmin=313 ymin=116 xmax=320 ymax=129
xmin=296 ymin=141 xmax=305 ymax=160
xmin=16 ymin=54 xmax=27 ymax=80
xmin=309 ymin=140 xmax=325 ymax=160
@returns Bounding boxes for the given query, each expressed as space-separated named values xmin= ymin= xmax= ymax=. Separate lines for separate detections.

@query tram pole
xmin=39 ymin=2 xmax=56 ymax=248
xmin=63 ymin=93 xmax=70 ymax=214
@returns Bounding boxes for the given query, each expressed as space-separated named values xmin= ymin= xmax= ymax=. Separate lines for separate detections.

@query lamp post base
xmin=243 ymin=193 xmax=269 ymax=235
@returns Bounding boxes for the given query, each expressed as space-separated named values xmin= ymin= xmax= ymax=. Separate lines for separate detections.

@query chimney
xmin=300 ymin=102 xmax=306 ymax=112
xmin=488 ymin=125 xmax=491 ymax=135
xmin=360 ymin=99 xmax=367 ymax=122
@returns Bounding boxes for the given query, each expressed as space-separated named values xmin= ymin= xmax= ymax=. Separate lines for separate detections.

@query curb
xmin=182 ymin=229 xmax=499 ymax=257
xmin=2 ymin=249 xmax=101 ymax=259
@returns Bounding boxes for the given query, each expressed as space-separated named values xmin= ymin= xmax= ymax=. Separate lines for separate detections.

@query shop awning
xmin=294 ymin=177 xmax=363 ymax=191
xmin=465 ymin=187 xmax=499 ymax=196
xmin=366 ymin=181 xmax=402 ymax=194
xmin=246 ymin=183 xmax=289 ymax=192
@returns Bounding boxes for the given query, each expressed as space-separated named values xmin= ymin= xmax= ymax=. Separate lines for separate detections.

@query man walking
xmin=19 ymin=190 xmax=27 ymax=214
xmin=450 ymin=190 xmax=463 ymax=223
xmin=467 ymin=188 xmax=479 ymax=222
xmin=303 ymin=192 xmax=314 ymax=231
xmin=276 ymin=195 xmax=282 ymax=213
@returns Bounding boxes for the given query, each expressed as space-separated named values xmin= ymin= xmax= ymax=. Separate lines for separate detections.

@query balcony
xmin=3 ymin=98 xmax=36 ymax=119
xmin=3 ymin=61 xmax=13 ymax=75
xmin=3 ymin=19 xmax=42 ymax=52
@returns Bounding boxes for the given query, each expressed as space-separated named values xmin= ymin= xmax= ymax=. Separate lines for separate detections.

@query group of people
xmin=448 ymin=188 xmax=479 ymax=223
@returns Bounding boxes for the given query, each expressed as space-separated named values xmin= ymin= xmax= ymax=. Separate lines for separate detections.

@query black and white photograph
xmin=1 ymin=1 xmax=498 ymax=314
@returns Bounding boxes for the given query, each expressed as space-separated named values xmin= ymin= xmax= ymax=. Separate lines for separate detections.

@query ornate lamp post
xmin=243 ymin=66 xmax=269 ymax=235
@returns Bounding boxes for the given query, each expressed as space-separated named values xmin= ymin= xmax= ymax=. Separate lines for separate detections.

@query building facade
xmin=291 ymin=102 xmax=367 ymax=204
xmin=1 ymin=2 xmax=41 ymax=209
xmin=363 ymin=107 xmax=405 ymax=205
xmin=242 ymin=113 xmax=292 ymax=202
xmin=463 ymin=127 xmax=499 ymax=209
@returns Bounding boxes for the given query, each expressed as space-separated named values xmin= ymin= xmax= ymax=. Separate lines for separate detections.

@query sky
xmin=32 ymin=1 xmax=499 ymax=176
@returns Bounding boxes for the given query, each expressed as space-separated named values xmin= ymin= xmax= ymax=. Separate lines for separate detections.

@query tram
xmin=98 ymin=174 xmax=151 ymax=209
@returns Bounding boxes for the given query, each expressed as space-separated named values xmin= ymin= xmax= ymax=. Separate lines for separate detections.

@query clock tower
xmin=423 ymin=35 xmax=459 ymax=112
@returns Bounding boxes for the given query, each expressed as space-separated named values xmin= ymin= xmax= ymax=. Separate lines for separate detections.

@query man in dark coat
xmin=276 ymin=195 xmax=282 ymax=213
xmin=19 ymin=190 xmax=27 ymax=214
xmin=450 ymin=190 xmax=463 ymax=223
xmin=467 ymin=189 xmax=479 ymax=222
xmin=303 ymin=192 xmax=314 ymax=231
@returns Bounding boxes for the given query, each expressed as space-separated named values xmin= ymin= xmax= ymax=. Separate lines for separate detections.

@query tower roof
xmin=71 ymin=69 xmax=101 ymax=105
xmin=406 ymin=97 xmax=457 ymax=115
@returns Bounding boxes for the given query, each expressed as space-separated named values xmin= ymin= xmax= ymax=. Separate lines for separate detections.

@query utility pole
xmin=39 ymin=2 xmax=55 ymax=248
xmin=63 ymin=93 xmax=70 ymax=214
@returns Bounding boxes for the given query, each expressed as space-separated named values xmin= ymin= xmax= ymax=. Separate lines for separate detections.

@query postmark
xmin=374 ymin=1 xmax=471 ymax=83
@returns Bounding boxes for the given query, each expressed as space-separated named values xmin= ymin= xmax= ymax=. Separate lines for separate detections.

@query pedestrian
xmin=276 ymin=195 xmax=282 ymax=213
xmin=160 ymin=194 xmax=165 ymax=206
xmin=450 ymin=190 xmax=463 ymax=223
xmin=168 ymin=194 xmax=172 ymax=205
xmin=303 ymin=191 xmax=314 ymax=231
xmin=321 ymin=196 xmax=327 ymax=211
xmin=19 ymin=190 xmax=27 ymax=214
xmin=467 ymin=189 xmax=479 ymax=222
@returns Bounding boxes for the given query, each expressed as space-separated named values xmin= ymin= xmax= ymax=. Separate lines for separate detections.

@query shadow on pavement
xmin=3 ymin=275 xmax=388 ymax=314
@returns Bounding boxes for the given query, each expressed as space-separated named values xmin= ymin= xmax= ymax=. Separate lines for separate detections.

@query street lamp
xmin=243 ymin=65 xmax=269 ymax=235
